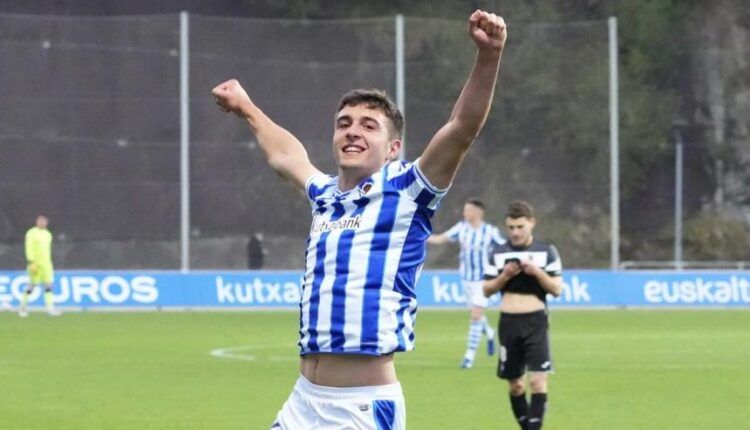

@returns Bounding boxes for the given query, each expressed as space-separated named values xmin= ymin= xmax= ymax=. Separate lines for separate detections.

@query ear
xmin=386 ymin=139 xmax=402 ymax=161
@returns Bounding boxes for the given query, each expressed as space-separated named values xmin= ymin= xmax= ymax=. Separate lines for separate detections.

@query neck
xmin=515 ymin=236 xmax=533 ymax=248
xmin=468 ymin=219 xmax=482 ymax=228
xmin=338 ymin=165 xmax=382 ymax=192
xmin=337 ymin=175 xmax=362 ymax=192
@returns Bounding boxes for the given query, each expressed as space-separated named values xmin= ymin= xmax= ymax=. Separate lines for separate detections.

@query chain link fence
xmin=1 ymin=13 xmax=615 ymax=269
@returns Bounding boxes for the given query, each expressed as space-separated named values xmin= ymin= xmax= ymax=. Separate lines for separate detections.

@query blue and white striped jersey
xmin=445 ymin=221 xmax=505 ymax=282
xmin=299 ymin=159 xmax=448 ymax=356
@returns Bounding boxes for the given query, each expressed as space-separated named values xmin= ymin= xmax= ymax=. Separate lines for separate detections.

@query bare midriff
xmin=300 ymin=353 xmax=396 ymax=387
xmin=500 ymin=292 xmax=546 ymax=314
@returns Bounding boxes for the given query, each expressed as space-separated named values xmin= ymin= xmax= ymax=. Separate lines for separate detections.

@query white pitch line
xmin=209 ymin=347 xmax=729 ymax=372
xmin=210 ymin=346 xmax=258 ymax=361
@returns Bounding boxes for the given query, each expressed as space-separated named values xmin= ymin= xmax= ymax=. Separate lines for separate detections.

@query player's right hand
xmin=28 ymin=262 xmax=38 ymax=274
xmin=502 ymin=261 xmax=521 ymax=277
xmin=212 ymin=79 xmax=252 ymax=117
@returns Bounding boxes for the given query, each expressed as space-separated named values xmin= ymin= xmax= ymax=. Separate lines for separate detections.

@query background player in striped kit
xmin=483 ymin=201 xmax=562 ymax=430
xmin=428 ymin=198 xmax=505 ymax=368
xmin=213 ymin=9 xmax=507 ymax=429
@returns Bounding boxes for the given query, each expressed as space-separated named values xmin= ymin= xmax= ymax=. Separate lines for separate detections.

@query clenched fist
xmin=212 ymin=79 xmax=252 ymax=117
xmin=468 ymin=10 xmax=507 ymax=52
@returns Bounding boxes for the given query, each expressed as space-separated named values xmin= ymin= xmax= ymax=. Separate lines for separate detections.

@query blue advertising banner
xmin=1 ymin=270 xmax=749 ymax=309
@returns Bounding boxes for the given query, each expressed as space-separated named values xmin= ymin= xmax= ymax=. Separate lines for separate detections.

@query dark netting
xmin=0 ymin=14 xmax=610 ymax=270
xmin=0 ymin=14 xmax=181 ymax=268
xmin=189 ymin=16 xmax=397 ymax=269
xmin=403 ymin=19 xmax=611 ymax=268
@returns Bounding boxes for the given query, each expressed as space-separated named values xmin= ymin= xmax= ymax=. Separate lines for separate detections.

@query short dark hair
xmin=336 ymin=89 xmax=404 ymax=139
xmin=465 ymin=198 xmax=484 ymax=210
xmin=506 ymin=200 xmax=534 ymax=219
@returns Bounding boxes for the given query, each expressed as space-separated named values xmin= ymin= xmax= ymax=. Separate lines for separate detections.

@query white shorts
xmin=463 ymin=280 xmax=488 ymax=308
xmin=271 ymin=375 xmax=406 ymax=430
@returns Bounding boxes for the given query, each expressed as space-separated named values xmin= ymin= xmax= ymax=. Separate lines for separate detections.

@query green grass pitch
xmin=2 ymin=309 xmax=749 ymax=429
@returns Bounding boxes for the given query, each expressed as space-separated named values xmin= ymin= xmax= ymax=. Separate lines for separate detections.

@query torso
xmin=486 ymin=240 xmax=562 ymax=310
xmin=300 ymin=353 xmax=396 ymax=387
xmin=500 ymin=292 xmax=546 ymax=313
xmin=299 ymin=160 xmax=447 ymax=360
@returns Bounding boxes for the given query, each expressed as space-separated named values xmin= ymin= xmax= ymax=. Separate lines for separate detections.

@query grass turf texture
xmin=1 ymin=309 xmax=748 ymax=429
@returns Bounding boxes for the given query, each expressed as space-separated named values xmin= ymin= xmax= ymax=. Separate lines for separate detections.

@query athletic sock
xmin=44 ymin=291 xmax=55 ymax=311
xmin=509 ymin=392 xmax=529 ymax=430
xmin=464 ymin=320 xmax=483 ymax=362
xmin=20 ymin=291 xmax=30 ymax=310
xmin=527 ymin=393 xmax=547 ymax=430
xmin=481 ymin=316 xmax=495 ymax=339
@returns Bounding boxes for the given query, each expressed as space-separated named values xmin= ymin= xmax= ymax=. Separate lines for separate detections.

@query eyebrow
xmin=336 ymin=114 xmax=381 ymax=127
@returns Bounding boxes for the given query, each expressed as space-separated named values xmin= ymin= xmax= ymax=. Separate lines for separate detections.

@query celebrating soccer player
xmin=213 ymin=9 xmax=507 ymax=429
xmin=483 ymin=201 xmax=563 ymax=430
xmin=428 ymin=198 xmax=505 ymax=368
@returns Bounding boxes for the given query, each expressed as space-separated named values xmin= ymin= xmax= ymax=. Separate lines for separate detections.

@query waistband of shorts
xmin=500 ymin=309 xmax=547 ymax=319
xmin=295 ymin=374 xmax=403 ymax=400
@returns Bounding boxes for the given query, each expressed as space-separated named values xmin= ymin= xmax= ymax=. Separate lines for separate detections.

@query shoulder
xmin=305 ymin=174 xmax=336 ymax=201
xmin=531 ymin=240 xmax=561 ymax=262
xmin=385 ymin=159 xmax=446 ymax=192
xmin=450 ymin=221 xmax=466 ymax=230
xmin=384 ymin=159 xmax=449 ymax=210
xmin=536 ymin=240 xmax=559 ymax=255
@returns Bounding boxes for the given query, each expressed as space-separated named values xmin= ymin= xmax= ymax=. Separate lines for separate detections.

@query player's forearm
xmin=427 ymin=234 xmax=449 ymax=245
xmin=447 ymin=48 xmax=502 ymax=140
xmin=536 ymin=273 xmax=563 ymax=297
xmin=240 ymin=102 xmax=311 ymax=173
xmin=483 ymin=274 xmax=508 ymax=297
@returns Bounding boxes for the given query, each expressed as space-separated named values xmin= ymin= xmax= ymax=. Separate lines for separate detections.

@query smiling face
xmin=333 ymin=103 xmax=401 ymax=186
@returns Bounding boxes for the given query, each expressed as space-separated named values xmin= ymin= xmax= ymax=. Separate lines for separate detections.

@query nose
xmin=345 ymin=124 xmax=363 ymax=140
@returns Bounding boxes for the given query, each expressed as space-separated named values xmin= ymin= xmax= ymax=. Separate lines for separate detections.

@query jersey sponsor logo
xmin=310 ymin=215 xmax=363 ymax=234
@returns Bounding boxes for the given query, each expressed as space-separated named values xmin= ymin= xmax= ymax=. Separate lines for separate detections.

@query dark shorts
xmin=497 ymin=310 xmax=552 ymax=380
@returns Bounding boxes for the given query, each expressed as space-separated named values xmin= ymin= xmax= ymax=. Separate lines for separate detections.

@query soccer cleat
xmin=460 ymin=358 xmax=473 ymax=369
xmin=47 ymin=309 xmax=62 ymax=317
xmin=487 ymin=337 xmax=496 ymax=356
xmin=18 ymin=308 xmax=28 ymax=318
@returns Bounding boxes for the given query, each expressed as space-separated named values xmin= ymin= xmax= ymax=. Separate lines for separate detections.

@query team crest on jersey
xmin=310 ymin=215 xmax=363 ymax=234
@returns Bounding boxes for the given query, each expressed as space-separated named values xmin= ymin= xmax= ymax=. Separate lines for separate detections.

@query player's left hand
xmin=520 ymin=259 xmax=541 ymax=277
xmin=468 ymin=10 xmax=507 ymax=52
xmin=212 ymin=79 xmax=253 ymax=118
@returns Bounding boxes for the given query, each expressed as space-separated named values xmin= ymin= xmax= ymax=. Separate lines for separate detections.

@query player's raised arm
xmin=418 ymin=10 xmax=507 ymax=189
xmin=212 ymin=79 xmax=322 ymax=194
xmin=426 ymin=233 xmax=450 ymax=245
